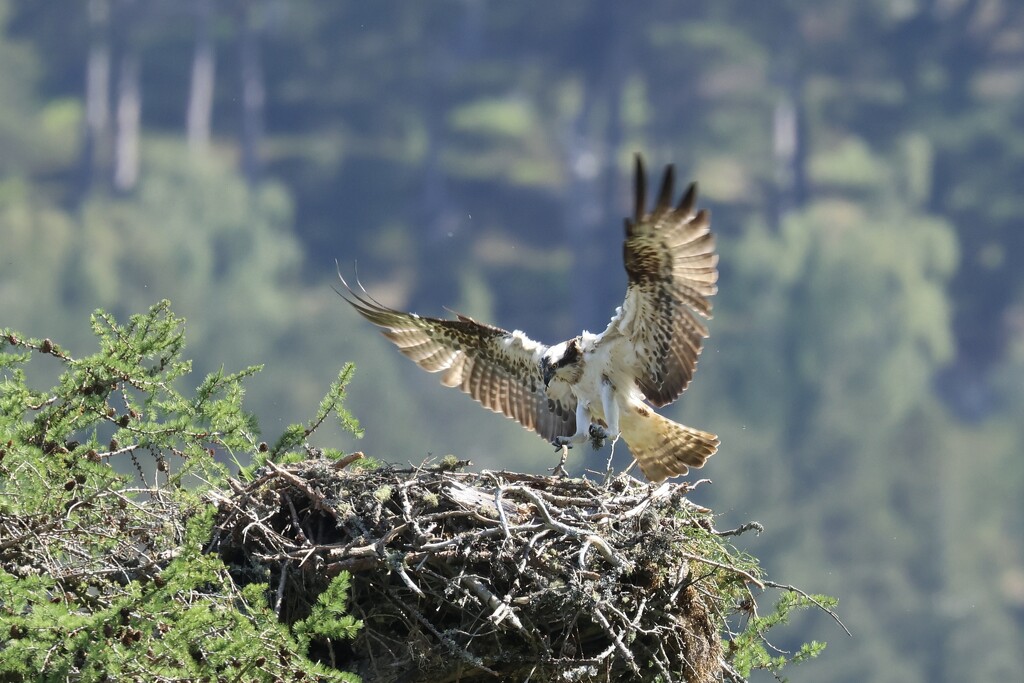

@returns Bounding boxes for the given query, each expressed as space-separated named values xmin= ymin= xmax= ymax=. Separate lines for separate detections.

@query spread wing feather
xmin=612 ymin=156 xmax=719 ymax=407
xmin=337 ymin=277 xmax=577 ymax=442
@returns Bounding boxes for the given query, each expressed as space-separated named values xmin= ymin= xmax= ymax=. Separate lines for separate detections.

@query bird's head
xmin=541 ymin=337 xmax=583 ymax=387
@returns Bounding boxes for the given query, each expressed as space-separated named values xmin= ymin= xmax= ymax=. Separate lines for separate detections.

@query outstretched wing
xmin=337 ymin=276 xmax=577 ymax=442
xmin=611 ymin=156 xmax=718 ymax=407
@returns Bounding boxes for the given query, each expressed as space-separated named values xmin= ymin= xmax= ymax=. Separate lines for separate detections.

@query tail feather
xmin=623 ymin=408 xmax=718 ymax=483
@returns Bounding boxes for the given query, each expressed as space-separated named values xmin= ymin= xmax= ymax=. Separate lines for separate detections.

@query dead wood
xmin=207 ymin=457 xmax=754 ymax=682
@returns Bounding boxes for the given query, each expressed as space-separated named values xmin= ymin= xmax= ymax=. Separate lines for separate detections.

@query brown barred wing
xmin=614 ymin=156 xmax=719 ymax=407
xmin=337 ymin=278 xmax=577 ymax=442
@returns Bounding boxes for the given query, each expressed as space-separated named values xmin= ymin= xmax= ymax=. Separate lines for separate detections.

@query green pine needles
xmin=0 ymin=301 xmax=363 ymax=681
xmin=726 ymin=589 xmax=835 ymax=679
xmin=0 ymin=301 xmax=837 ymax=682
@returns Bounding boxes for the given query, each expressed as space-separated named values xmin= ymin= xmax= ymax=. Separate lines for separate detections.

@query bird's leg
xmin=550 ymin=444 xmax=571 ymax=478
xmin=599 ymin=377 xmax=622 ymax=481
xmin=593 ymin=377 xmax=621 ymax=443
xmin=551 ymin=401 xmax=591 ymax=450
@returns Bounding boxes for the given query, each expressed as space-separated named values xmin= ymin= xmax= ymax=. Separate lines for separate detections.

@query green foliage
xmin=0 ymin=514 xmax=352 ymax=681
xmin=1 ymin=300 xmax=255 ymax=491
xmin=724 ymin=199 xmax=957 ymax=442
xmin=0 ymin=136 xmax=403 ymax=480
xmin=0 ymin=300 xmax=832 ymax=682
xmin=3 ymin=2 xmax=1024 ymax=679
xmin=676 ymin=523 xmax=834 ymax=680
xmin=268 ymin=362 xmax=362 ymax=464
xmin=292 ymin=572 xmax=363 ymax=656
xmin=728 ymin=591 xmax=834 ymax=679
xmin=0 ymin=303 xmax=363 ymax=681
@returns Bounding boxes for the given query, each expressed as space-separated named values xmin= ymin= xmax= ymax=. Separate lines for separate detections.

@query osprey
xmin=338 ymin=156 xmax=719 ymax=482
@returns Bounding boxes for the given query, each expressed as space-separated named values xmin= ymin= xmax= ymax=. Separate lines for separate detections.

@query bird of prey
xmin=338 ymin=155 xmax=719 ymax=482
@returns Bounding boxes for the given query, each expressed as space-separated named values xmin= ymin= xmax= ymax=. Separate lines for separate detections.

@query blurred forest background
xmin=1 ymin=0 xmax=1022 ymax=680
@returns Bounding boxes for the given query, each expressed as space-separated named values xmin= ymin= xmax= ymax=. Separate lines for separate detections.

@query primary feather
xmin=336 ymin=277 xmax=578 ymax=442
xmin=339 ymin=155 xmax=719 ymax=482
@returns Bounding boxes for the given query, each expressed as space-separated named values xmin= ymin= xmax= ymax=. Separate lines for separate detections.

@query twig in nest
xmin=389 ymin=555 xmax=425 ymax=598
xmin=265 ymin=461 xmax=336 ymax=520
xmin=506 ymin=485 xmax=626 ymax=570
xmin=210 ymin=459 xmax=786 ymax=682
xmin=284 ymin=493 xmax=306 ymax=543
xmin=274 ymin=562 xmax=289 ymax=619
xmin=483 ymin=472 xmax=514 ymax=549
xmin=678 ymin=552 xmax=765 ymax=590
xmin=331 ymin=450 xmax=365 ymax=469
xmin=382 ymin=591 xmax=499 ymax=678
xmin=593 ymin=607 xmax=640 ymax=676
xmin=714 ymin=521 xmax=764 ymax=538
xmin=460 ymin=575 xmax=529 ymax=637
xmin=654 ymin=642 xmax=678 ymax=683
xmin=603 ymin=436 xmax=619 ymax=485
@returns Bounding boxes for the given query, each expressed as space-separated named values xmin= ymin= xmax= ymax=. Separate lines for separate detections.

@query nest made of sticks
xmin=208 ymin=456 xmax=745 ymax=683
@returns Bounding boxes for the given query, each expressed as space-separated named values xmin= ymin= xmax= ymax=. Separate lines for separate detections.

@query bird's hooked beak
xmin=541 ymin=356 xmax=554 ymax=388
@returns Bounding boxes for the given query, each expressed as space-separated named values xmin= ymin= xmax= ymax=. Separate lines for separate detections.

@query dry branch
xmin=208 ymin=458 xmax=754 ymax=683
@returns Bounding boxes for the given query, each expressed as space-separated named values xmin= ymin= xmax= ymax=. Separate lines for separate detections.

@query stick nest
xmin=210 ymin=456 xmax=738 ymax=682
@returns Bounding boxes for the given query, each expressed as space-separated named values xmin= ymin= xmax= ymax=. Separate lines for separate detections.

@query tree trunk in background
xmin=771 ymin=71 xmax=807 ymax=229
xmin=767 ymin=4 xmax=808 ymax=230
xmin=238 ymin=2 xmax=265 ymax=185
xmin=187 ymin=0 xmax=216 ymax=155
xmin=596 ymin=3 xmax=627 ymax=316
xmin=79 ymin=0 xmax=111 ymax=199
xmin=562 ymin=1 xmax=630 ymax=337
xmin=415 ymin=2 xmax=482 ymax=309
xmin=113 ymin=44 xmax=141 ymax=192
xmin=562 ymin=101 xmax=605 ymax=334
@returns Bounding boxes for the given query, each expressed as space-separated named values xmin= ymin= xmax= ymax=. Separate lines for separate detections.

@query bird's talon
xmin=588 ymin=424 xmax=609 ymax=449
